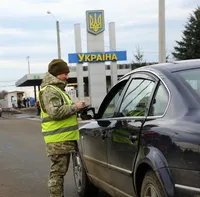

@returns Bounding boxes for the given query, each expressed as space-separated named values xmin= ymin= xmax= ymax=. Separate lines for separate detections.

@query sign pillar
xmin=86 ymin=10 xmax=107 ymax=109
xmin=109 ymin=22 xmax=118 ymax=87
xmin=74 ymin=24 xmax=84 ymax=100
xmin=68 ymin=10 xmax=127 ymax=110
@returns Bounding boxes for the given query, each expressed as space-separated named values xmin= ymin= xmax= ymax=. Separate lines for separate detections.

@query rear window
xmin=176 ymin=68 xmax=200 ymax=95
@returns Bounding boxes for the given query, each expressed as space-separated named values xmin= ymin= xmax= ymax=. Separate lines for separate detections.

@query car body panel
xmin=77 ymin=60 xmax=200 ymax=197
xmin=79 ymin=120 xmax=112 ymax=194
xmin=106 ymin=118 xmax=143 ymax=196
xmin=0 ymin=105 xmax=2 ymax=117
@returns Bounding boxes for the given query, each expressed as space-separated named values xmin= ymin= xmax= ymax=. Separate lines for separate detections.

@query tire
xmin=72 ymin=152 xmax=99 ymax=197
xmin=141 ymin=170 xmax=168 ymax=197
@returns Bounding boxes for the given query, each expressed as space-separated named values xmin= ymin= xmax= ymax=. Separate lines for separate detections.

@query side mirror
xmin=97 ymin=120 xmax=111 ymax=127
xmin=80 ymin=106 xmax=96 ymax=120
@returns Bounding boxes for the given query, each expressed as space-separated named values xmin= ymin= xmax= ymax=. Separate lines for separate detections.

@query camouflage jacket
xmin=40 ymin=72 xmax=79 ymax=156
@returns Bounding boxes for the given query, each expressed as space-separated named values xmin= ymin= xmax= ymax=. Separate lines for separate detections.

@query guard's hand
xmin=76 ymin=101 xmax=85 ymax=110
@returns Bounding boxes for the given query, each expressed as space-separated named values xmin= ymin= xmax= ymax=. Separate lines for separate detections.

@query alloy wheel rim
xmin=144 ymin=184 xmax=159 ymax=197
xmin=74 ymin=154 xmax=83 ymax=190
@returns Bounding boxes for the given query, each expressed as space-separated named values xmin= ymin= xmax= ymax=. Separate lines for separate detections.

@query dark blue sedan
xmin=73 ymin=59 xmax=200 ymax=197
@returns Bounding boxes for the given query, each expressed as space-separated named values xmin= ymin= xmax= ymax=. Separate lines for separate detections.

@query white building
xmin=0 ymin=91 xmax=24 ymax=108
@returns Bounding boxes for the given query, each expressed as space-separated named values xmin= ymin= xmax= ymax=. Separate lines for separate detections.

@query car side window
xmin=119 ymin=78 xmax=156 ymax=117
xmin=148 ymin=82 xmax=169 ymax=116
xmin=102 ymin=89 xmax=123 ymax=118
xmin=98 ymin=79 xmax=129 ymax=119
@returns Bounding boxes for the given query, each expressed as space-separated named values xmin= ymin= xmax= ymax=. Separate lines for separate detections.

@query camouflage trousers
xmin=48 ymin=154 xmax=71 ymax=197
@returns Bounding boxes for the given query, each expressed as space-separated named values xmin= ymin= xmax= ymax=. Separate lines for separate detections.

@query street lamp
xmin=47 ymin=11 xmax=61 ymax=59
xmin=159 ymin=0 xmax=166 ymax=63
xmin=26 ymin=56 xmax=30 ymax=74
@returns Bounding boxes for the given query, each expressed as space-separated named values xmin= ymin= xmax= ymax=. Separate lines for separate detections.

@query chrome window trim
xmin=100 ymin=116 xmax=145 ymax=121
xmin=145 ymin=70 xmax=171 ymax=119
xmin=118 ymin=70 xmax=171 ymax=119
xmin=99 ymin=115 xmax=167 ymax=122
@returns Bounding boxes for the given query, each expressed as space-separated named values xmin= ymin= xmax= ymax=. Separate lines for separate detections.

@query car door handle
xmin=101 ymin=132 xmax=107 ymax=140
xmin=129 ymin=135 xmax=137 ymax=143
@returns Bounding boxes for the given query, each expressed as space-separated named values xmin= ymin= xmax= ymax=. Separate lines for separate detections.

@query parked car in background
xmin=73 ymin=59 xmax=200 ymax=197
xmin=0 ymin=104 xmax=2 ymax=117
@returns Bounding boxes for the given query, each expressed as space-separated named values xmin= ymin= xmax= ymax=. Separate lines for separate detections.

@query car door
xmin=80 ymin=76 xmax=131 ymax=191
xmin=106 ymin=73 xmax=158 ymax=196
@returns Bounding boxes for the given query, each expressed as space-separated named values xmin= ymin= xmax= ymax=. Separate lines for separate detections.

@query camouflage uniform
xmin=40 ymin=72 xmax=79 ymax=197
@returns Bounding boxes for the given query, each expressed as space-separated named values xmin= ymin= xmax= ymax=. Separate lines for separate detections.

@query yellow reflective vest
xmin=38 ymin=85 xmax=79 ymax=144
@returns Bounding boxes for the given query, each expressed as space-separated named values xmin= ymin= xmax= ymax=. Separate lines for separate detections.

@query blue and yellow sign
xmin=86 ymin=10 xmax=105 ymax=35
xmin=68 ymin=51 xmax=127 ymax=63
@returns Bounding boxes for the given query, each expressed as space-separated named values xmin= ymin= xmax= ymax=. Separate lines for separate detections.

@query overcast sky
xmin=0 ymin=0 xmax=199 ymax=91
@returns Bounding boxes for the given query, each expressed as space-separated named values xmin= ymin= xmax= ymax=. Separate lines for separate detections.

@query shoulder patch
xmin=52 ymin=98 xmax=62 ymax=107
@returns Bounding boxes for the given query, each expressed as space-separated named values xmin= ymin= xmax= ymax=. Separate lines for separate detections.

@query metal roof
xmin=15 ymin=73 xmax=45 ymax=87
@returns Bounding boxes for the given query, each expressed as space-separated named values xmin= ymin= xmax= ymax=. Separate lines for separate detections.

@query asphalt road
xmin=0 ymin=116 xmax=105 ymax=197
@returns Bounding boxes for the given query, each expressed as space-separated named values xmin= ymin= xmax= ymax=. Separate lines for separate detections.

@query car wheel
xmin=72 ymin=152 xmax=99 ymax=197
xmin=141 ymin=170 xmax=167 ymax=197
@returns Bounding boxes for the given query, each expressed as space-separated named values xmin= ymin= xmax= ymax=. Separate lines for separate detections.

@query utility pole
xmin=26 ymin=56 xmax=30 ymax=74
xmin=159 ymin=0 xmax=166 ymax=63
xmin=56 ymin=21 xmax=61 ymax=59
xmin=47 ymin=11 xmax=61 ymax=58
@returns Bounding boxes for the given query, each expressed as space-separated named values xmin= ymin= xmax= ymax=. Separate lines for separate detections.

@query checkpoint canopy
xmin=15 ymin=73 xmax=45 ymax=101
xmin=15 ymin=72 xmax=85 ymax=101
xmin=15 ymin=73 xmax=44 ymax=87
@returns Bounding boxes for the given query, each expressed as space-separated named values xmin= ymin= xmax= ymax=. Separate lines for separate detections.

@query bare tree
xmin=134 ymin=45 xmax=144 ymax=64
xmin=0 ymin=90 xmax=8 ymax=99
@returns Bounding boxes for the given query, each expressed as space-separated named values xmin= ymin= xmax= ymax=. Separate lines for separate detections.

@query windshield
xmin=176 ymin=68 xmax=200 ymax=96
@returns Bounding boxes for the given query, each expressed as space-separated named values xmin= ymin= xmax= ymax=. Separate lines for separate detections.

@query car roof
xmin=119 ymin=59 xmax=200 ymax=82
xmin=127 ymin=59 xmax=200 ymax=75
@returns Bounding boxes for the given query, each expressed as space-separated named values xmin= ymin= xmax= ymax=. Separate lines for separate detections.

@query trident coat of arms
xmin=86 ymin=10 xmax=105 ymax=35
